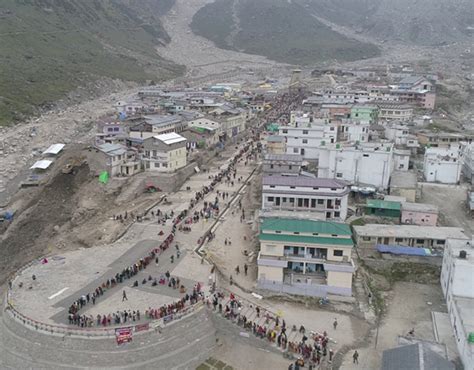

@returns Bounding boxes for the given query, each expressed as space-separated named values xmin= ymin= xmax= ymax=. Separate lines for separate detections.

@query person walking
xmin=244 ymin=264 xmax=248 ymax=276
xmin=333 ymin=318 xmax=338 ymax=330
xmin=122 ymin=290 xmax=128 ymax=302
xmin=353 ymin=350 xmax=359 ymax=364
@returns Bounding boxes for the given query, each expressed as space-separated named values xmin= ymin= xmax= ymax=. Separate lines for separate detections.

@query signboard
xmin=134 ymin=323 xmax=149 ymax=333
xmin=115 ymin=327 xmax=133 ymax=345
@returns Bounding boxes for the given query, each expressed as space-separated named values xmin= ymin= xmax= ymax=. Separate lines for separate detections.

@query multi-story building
xmin=262 ymin=154 xmax=302 ymax=175
xmin=318 ymin=142 xmax=394 ymax=190
xmin=440 ymin=239 xmax=474 ymax=370
xmin=417 ymin=132 xmax=472 ymax=148
xmin=279 ymin=123 xmax=338 ymax=160
xmin=338 ymin=121 xmax=370 ymax=143
xmin=129 ymin=114 xmax=186 ymax=140
xmin=424 ymin=146 xmax=462 ymax=184
xmin=257 ymin=218 xmax=355 ymax=297
xmin=265 ymin=136 xmax=286 ymax=155
xmin=461 ymin=142 xmax=474 ymax=184
xmin=142 ymin=133 xmax=187 ymax=173
xmin=261 ymin=175 xmax=350 ymax=221
xmin=350 ymin=105 xmax=379 ymax=124
xmin=377 ymin=103 xmax=414 ymax=122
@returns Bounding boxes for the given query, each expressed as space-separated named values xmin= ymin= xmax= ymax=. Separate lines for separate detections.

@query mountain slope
xmin=190 ymin=0 xmax=380 ymax=66
xmin=300 ymin=0 xmax=474 ymax=46
xmin=0 ymin=0 xmax=183 ymax=125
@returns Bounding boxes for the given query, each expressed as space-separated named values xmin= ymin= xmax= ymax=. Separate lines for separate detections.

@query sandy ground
xmin=419 ymin=183 xmax=474 ymax=235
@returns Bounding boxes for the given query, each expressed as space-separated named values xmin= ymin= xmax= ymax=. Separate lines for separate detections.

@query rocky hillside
xmin=0 ymin=0 xmax=182 ymax=125
xmin=190 ymin=0 xmax=380 ymax=66
xmin=301 ymin=0 xmax=474 ymax=46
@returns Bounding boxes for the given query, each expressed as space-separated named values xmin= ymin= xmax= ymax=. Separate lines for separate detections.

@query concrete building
xmin=390 ymin=170 xmax=417 ymax=202
xmin=338 ymin=121 xmax=370 ymax=143
xmin=262 ymin=154 xmax=302 ymax=175
xmin=384 ymin=124 xmax=411 ymax=146
xmin=461 ymin=142 xmax=474 ymax=184
xmin=279 ymin=123 xmax=338 ymax=160
xmin=393 ymin=148 xmax=411 ymax=171
xmin=142 ymin=133 xmax=187 ymax=173
xmin=257 ymin=218 xmax=355 ymax=297
xmin=353 ymin=224 xmax=468 ymax=251
xmin=417 ymin=132 xmax=471 ymax=148
xmin=265 ymin=136 xmax=286 ymax=155
xmin=261 ymin=175 xmax=350 ymax=221
xmin=129 ymin=115 xmax=186 ymax=139
xmin=401 ymin=202 xmax=439 ymax=226
xmin=440 ymin=238 xmax=474 ymax=370
xmin=93 ymin=143 xmax=138 ymax=177
xmin=350 ymin=105 xmax=379 ymax=124
xmin=377 ymin=103 xmax=414 ymax=122
xmin=209 ymin=104 xmax=247 ymax=140
xmin=180 ymin=127 xmax=218 ymax=149
xmin=318 ymin=142 xmax=394 ymax=190
xmin=424 ymin=146 xmax=462 ymax=184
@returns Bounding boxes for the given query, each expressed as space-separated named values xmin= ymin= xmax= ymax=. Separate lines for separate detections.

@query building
xmin=381 ymin=342 xmax=455 ymax=370
xmin=262 ymin=154 xmax=302 ymax=175
xmin=365 ymin=199 xmax=401 ymax=218
xmin=350 ymin=105 xmax=379 ymax=124
xmin=384 ymin=124 xmax=411 ymax=146
xmin=393 ymin=148 xmax=411 ymax=171
xmin=417 ymin=132 xmax=471 ymax=148
xmin=424 ymin=146 xmax=462 ymax=184
xmin=377 ymin=103 xmax=414 ymax=122
xmin=95 ymin=116 xmax=127 ymax=145
xmin=338 ymin=121 xmax=370 ymax=143
xmin=261 ymin=175 xmax=350 ymax=221
xmin=257 ymin=218 xmax=355 ymax=297
xmin=142 ymin=133 xmax=187 ymax=173
xmin=390 ymin=170 xmax=417 ymax=202
xmin=318 ymin=142 xmax=394 ymax=190
xmin=401 ymin=202 xmax=439 ymax=226
xmin=180 ymin=127 xmax=219 ymax=149
xmin=440 ymin=239 xmax=474 ymax=370
xmin=209 ymin=104 xmax=247 ymax=140
xmin=129 ymin=115 xmax=185 ymax=139
xmin=461 ymin=142 xmax=474 ymax=184
xmin=265 ymin=136 xmax=286 ymax=154
xmin=353 ymin=224 xmax=468 ymax=251
xmin=93 ymin=143 xmax=139 ymax=177
xmin=279 ymin=123 xmax=338 ymax=160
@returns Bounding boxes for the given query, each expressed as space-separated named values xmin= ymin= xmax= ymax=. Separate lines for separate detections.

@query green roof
xmin=261 ymin=218 xmax=352 ymax=236
xmin=366 ymin=199 xmax=401 ymax=211
xmin=260 ymin=233 xmax=353 ymax=246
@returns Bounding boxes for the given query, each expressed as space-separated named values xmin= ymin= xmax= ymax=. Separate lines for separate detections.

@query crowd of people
xmin=65 ymin=138 xmax=259 ymax=328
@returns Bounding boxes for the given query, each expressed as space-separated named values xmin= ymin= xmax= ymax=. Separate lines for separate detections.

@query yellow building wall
xmin=327 ymin=271 xmax=353 ymax=289
xmin=260 ymin=242 xmax=285 ymax=257
xmin=167 ymin=147 xmax=187 ymax=171
xmin=258 ymin=265 xmax=283 ymax=282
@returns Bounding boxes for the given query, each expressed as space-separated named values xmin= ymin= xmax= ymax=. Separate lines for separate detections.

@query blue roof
xmin=376 ymin=244 xmax=431 ymax=256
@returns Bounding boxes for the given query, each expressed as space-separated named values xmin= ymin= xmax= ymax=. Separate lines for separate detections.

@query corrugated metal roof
xmin=366 ymin=199 xmax=401 ymax=211
xmin=261 ymin=218 xmax=352 ymax=235
xmin=43 ymin=143 xmax=65 ymax=155
xmin=260 ymin=233 xmax=353 ymax=246
xmin=30 ymin=160 xmax=53 ymax=170
xmin=264 ymin=153 xmax=302 ymax=162
xmin=376 ymin=244 xmax=431 ymax=256
xmin=262 ymin=175 xmax=347 ymax=188
xmin=381 ymin=343 xmax=454 ymax=370
xmin=154 ymin=132 xmax=187 ymax=145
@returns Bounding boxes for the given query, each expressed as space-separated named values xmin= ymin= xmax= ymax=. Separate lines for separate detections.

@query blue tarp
xmin=376 ymin=244 xmax=431 ymax=256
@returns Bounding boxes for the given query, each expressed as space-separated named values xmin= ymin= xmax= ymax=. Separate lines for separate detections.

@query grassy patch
xmin=0 ymin=0 xmax=182 ymax=125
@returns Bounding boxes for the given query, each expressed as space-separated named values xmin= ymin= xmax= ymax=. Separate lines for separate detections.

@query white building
xmin=424 ymin=146 xmax=462 ymax=184
xmin=318 ymin=142 xmax=394 ymax=190
xmin=279 ymin=123 xmax=338 ymax=160
xmin=377 ymin=103 xmax=414 ymax=122
xmin=338 ymin=121 xmax=370 ymax=143
xmin=461 ymin=142 xmax=474 ymax=184
xmin=384 ymin=123 xmax=410 ymax=146
xmin=393 ymin=148 xmax=410 ymax=171
xmin=440 ymin=239 xmax=474 ymax=370
xmin=261 ymin=175 xmax=350 ymax=221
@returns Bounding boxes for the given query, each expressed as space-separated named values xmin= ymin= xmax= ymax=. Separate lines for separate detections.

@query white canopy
xmin=43 ymin=143 xmax=65 ymax=155
xmin=30 ymin=160 xmax=53 ymax=170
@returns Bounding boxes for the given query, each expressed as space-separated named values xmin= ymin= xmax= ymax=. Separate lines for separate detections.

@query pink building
xmin=401 ymin=202 xmax=439 ymax=226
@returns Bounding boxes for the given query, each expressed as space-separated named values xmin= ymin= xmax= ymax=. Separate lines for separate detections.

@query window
xmin=282 ymin=129 xmax=288 ymax=134
xmin=336 ymin=173 xmax=343 ymax=178
xmin=269 ymin=185 xmax=275 ymax=188
xmin=416 ymin=239 xmax=425 ymax=244
xmin=395 ymin=238 xmax=403 ymax=242
xmin=270 ymin=164 xmax=274 ymax=169
xmin=293 ymin=232 xmax=300 ymax=235
xmin=317 ymin=199 xmax=324 ymax=205
xmin=289 ymin=165 xmax=292 ymax=170
xmin=268 ymin=197 xmax=274 ymax=202
xmin=290 ymin=186 xmax=295 ymax=189
xmin=302 ymin=139 xmax=308 ymax=144
xmin=289 ymin=198 xmax=295 ymax=203
xmin=154 ymin=163 xmax=160 ymax=168
xmin=333 ymin=250 xmax=343 ymax=257
xmin=334 ymin=211 xmax=340 ymax=218
xmin=302 ymin=130 xmax=308 ymax=134
xmin=282 ymin=197 xmax=287 ymax=202
xmin=330 ymin=188 xmax=337 ymax=191
xmin=330 ymin=127 xmax=335 ymax=131
xmin=335 ymin=199 xmax=341 ymax=206
xmin=362 ymin=236 xmax=371 ymax=241
xmin=275 ymin=231 xmax=281 ymax=234
xmin=313 ymin=187 xmax=319 ymax=190
xmin=436 ymin=240 xmax=446 ymax=245
xmin=363 ymin=154 xmax=369 ymax=157
xmin=293 ymin=148 xmax=299 ymax=153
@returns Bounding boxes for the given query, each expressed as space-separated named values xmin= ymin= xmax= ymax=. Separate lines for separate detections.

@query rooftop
xmin=262 ymin=175 xmax=348 ymax=189
xmin=390 ymin=171 xmax=417 ymax=188
xmin=144 ymin=115 xmax=182 ymax=127
xmin=96 ymin=143 xmax=127 ymax=156
xmin=154 ymin=132 xmax=187 ymax=145
xmin=366 ymin=199 xmax=401 ymax=211
xmin=381 ymin=342 xmax=454 ymax=370
xmin=401 ymin=202 xmax=439 ymax=213
xmin=259 ymin=233 xmax=354 ymax=246
xmin=264 ymin=153 xmax=303 ymax=163
xmin=261 ymin=218 xmax=352 ymax=236
xmin=266 ymin=136 xmax=285 ymax=143
xmin=354 ymin=224 xmax=467 ymax=240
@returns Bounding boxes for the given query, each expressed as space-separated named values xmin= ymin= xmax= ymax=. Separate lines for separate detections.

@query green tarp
xmin=99 ymin=171 xmax=109 ymax=184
